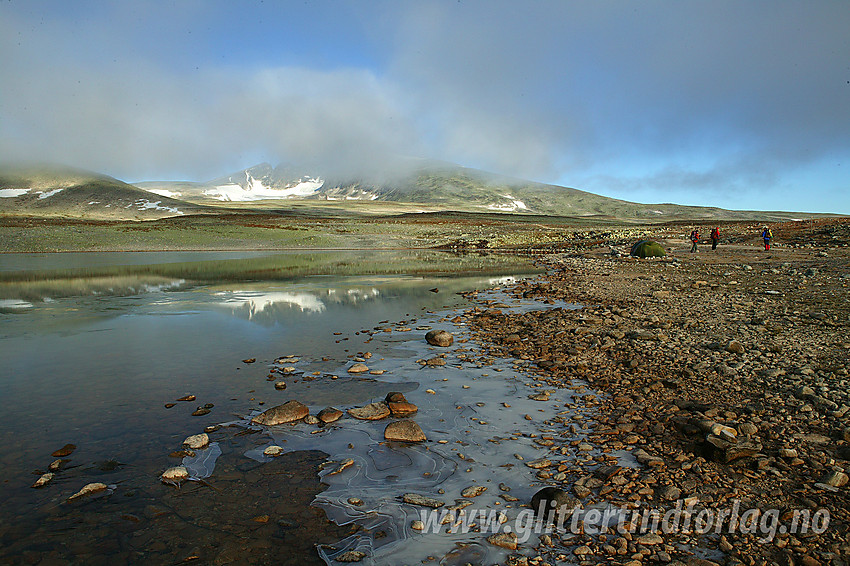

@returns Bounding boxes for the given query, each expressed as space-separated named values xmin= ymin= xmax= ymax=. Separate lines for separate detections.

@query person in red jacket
xmin=710 ymin=226 xmax=720 ymax=250
xmin=690 ymin=229 xmax=700 ymax=252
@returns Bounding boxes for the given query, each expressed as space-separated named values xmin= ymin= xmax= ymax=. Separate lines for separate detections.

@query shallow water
xmin=0 ymin=250 xmax=597 ymax=565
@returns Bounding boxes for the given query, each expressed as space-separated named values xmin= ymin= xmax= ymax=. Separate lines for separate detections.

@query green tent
xmin=630 ymin=240 xmax=666 ymax=258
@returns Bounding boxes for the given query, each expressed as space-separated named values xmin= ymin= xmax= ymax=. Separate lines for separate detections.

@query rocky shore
xmin=462 ymin=229 xmax=849 ymax=565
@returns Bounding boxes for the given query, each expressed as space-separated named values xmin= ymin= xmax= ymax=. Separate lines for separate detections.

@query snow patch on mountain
xmin=487 ymin=194 xmax=528 ymax=212
xmin=148 ymin=189 xmax=182 ymax=198
xmin=203 ymin=175 xmax=324 ymax=201
xmin=37 ymin=188 xmax=65 ymax=199
xmin=135 ymin=199 xmax=184 ymax=215
xmin=0 ymin=188 xmax=31 ymax=198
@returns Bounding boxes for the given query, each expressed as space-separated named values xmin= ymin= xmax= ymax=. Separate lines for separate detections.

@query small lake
xmin=0 ymin=250 xmax=594 ymax=565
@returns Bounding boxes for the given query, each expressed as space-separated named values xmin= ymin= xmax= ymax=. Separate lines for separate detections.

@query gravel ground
xmin=463 ymin=220 xmax=849 ymax=566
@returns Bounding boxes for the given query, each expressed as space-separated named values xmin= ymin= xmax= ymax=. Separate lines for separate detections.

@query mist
xmin=1 ymin=1 xmax=847 ymax=211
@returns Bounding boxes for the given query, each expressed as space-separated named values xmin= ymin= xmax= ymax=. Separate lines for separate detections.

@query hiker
xmin=761 ymin=226 xmax=772 ymax=251
xmin=710 ymin=226 xmax=720 ymax=250
xmin=690 ymin=229 xmax=700 ymax=252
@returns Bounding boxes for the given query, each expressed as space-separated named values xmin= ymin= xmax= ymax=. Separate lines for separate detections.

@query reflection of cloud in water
xmin=216 ymin=287 xmax=387 ymax=322
xmin=219 ymin=290 xmax=326 ymax=317
xmin=0 ymin=299 xmax=34 ymax=309
xmin=486 ymin=276 xmax=516 ymax=285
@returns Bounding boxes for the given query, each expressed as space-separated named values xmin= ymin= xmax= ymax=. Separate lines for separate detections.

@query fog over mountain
xmin=1 ymin=2 xmax=847 ymax=213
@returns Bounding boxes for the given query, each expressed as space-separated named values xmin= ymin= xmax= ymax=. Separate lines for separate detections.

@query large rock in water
xmin=425 ymin=329 xmax=454 ymax=347
xmin=251 ymin=400 xmax=309 ymax=426
xmin=384 ymin=420 xmax=426 ymax=442
xmin=348 ymin=402 xmax=391 ymax=420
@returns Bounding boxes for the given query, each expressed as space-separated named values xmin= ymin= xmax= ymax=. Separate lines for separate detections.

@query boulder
xmin=317 ymin=407 xmax=344 ymax=423
xmin=251 ymin=400 xmax=309 ymax=426
xmin=425 ymin=329 xmax=454 ymax=347
xmin=384 ymin=420 xmax=426 ymax=442
xmin=348 ymin=402 xmax=391 ymax=420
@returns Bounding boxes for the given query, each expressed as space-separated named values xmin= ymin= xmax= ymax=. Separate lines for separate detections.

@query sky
xmin=1 ymin=0 xmax=848 ymax=213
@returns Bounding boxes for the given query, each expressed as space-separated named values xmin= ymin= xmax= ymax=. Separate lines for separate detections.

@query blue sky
xmin=1 ymin=0 xmax=848 ymax=213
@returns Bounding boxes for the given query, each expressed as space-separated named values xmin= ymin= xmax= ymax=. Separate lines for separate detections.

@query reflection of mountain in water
xmin=216 ymin=287 xmax=382 ymax=321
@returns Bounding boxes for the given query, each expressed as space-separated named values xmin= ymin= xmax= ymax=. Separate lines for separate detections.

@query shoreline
xmin=462 ymin=241 xmax=849 ymax=564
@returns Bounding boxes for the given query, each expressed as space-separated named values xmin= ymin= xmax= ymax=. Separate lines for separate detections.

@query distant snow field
xmin=135 ymin=199 xmax=184 ymax=215
xmin=0 ymin=188 xmax=31 ymax=197
xmin=203 ymin=172 xmax=324 ymax=201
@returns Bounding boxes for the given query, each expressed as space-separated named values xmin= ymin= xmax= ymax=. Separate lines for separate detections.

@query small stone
xmin=191 ymin=407 xmax=210 ymax=416
xmin=349 ymin=402 xmax=391 ymax=420
xmin=274 ymin=381 xmax=287 ymax=390
xmin=425 ymin=329 xmax=454 ymax=347
xmin=411 ymin=520 xmax=425 ymax=531
xmin=725 ymin=340 xmax=745 ymax=354
xmin=252 ymin=400 xmax=309 ymax=425
xmin=384 ymin=420 xmax=426 ymax=442
xmin=317 ymin=407 xmax=344 ymax=423
xmin=347 ymin=363 xmax=369 ymax=374
xmin=176 ymin=394 xmax=196 ymax=402
xmin=48 ymin=459 xmax=64 ymax=472
xmin=658 ymin=485 xmax=681 ymax=500
xmin=161 ymin=466 xmax=189 ymax=485
xmin=51 ymin=444 xmax=76 ymax=458
xmin=242 ymin=358 xmax=256 ymax=364
xmin=487 ymin=532 xmax=518 ymax=550
xmin=402 ymin=493 xmax=444 ymax=508
xmin=347 ymin=497 xmax=364 ymax=506
xmin=336 ymin=550 xmax=366 ymax=562
xmin=304 ymin=415 xmax=320 ymax=425
xmin=31 ymin=473 xmax=54 ymax=488
xmin=388 ymin=401 xmax=418 ymax=417
xmin=525 ymin=458 xmax=552 ymax=469
xmin=183 ymin=433 xmax=209 ymax=450
xmin=68 ymin=482 xmax=108 ymax=500
xmin=636 ymin=533 xmax=664 ymax=545
xmin=461 ymin=485 xmax=487 ymax=497
xmin=263 ymin=445 xmax=285 ymax=457
xmin=821 ymin=471 xmax=849 ymax=487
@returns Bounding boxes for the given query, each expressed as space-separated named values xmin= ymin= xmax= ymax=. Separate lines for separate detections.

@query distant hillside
xmin=0 ymin=165 xmax=205 ymax=219
xmin=138 ymin=161 xmax=814 ymax=222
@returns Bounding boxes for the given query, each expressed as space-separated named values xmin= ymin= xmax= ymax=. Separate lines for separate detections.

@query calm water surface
xmin=0 ymin=250 xmax=590 ymax=565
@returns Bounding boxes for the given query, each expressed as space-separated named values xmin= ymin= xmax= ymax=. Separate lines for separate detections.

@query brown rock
xmin=51 ymin=444 xmax=76 ymax=458
xmin=317 ymin=407 xmax=344 ymax=423
xmin=384 ymin=420 xmax=426 ymax=442
xmin=487 ymin=532 xmax=518 ymax=550
xmin=348 ymin=402 xmax=391 ymax=420
xmin=425 ymin=329 xmax=454 ymax=347
xmin=347 ymin=363 xmax=369 ymax=373
xmin=388 ymin=401 xmax=418 ymax=417
xmin=251 ymin=400 xmax=309 ymax=425
xmin=385 ymin=392 xmax=408 ymax=403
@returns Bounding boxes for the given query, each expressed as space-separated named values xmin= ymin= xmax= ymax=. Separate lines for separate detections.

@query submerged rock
xmin=348 ymin=402 xmax=391 ymax=421
xmin=252 ymin=400 xmax=309 ymax=425
xmin=402 ymin=493 xmax=444 ymax=508
xmin=425 ymin=329 xmax=453 ymax=347
xmin=347 ymin=363 xmax=369 ymax=374
xmin=68 ymin=482 xmax=108 ymax=500
xmin=336 ymin=550 xmax=366 ymax=563
xmin=31 ymin=473 xmax=54 ymax=488
xmin=51 ymin=444 xmax=76 ymax=458
xmin=461 ymin=485 xmax=487 ymax=498
xmin=384 ymin=420 xmax=426 ymax=442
